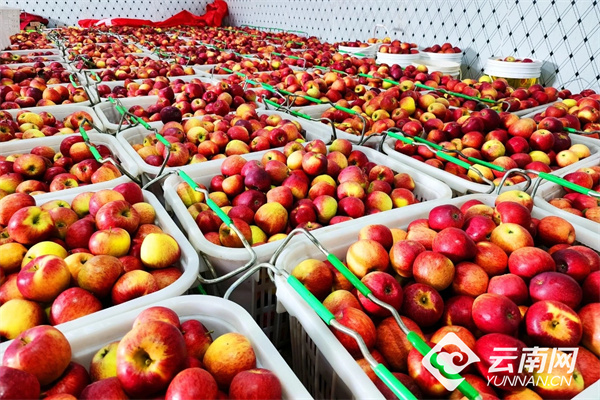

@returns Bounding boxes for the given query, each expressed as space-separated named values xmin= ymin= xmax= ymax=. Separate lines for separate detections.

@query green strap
xmin=414 ymin=83 xmax=497 ymax=104
xmin=88 ymin=145 xmax=102 ymax=162
xmin=538 ymin=171 xmax=598 ymax=196
xmin=78 ymin=126 xmax=89 ymax=142
xmin=287 ymin=276 xmax=335 ymax=324
xmin=178 ymin=170 xmax=232 ymax=225
xmin=373 ymin=364 xmax=418 ymax=400
xmin=326 ymin=254 xmax=371 ymax=296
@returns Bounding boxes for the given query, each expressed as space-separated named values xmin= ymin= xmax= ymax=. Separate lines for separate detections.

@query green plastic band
xmin=338 ymin=49 xmax=367 ymax=57
xmin=206 ymin=198 xmax=232 ymax=225
xmin=469 ymin=158 xmax=503 ymax=171
xmin=435 ymin=151 xmax=472 ymax=170
xmin=78 ymin=126 xmax=89 ymax=142
xmin=563 ymin=127 xmax=577 ymax=133
xmin=414 ymin=83 xmax=496 ymax=104
xmin=373 ymin=364 xmax=418 ymax=400
xmin=412 ymin=136 xmax=442 ymax=150
xmin=288 ymin=276 xmax=336 ymax=324
xmin=288 ymin=108 xmax=311 ymax=120
xmin=263 ymin=98 xmax=288 ymax=110
xmin=68 ymin=74 xmax=79 ymax=87
xmin=333 ymin=104 xmax=357 ymax=115
xmin=153 ymin=133 xmax=170 ymax=148
xmin=88 ymin=145 xmax=102 ymax=162
xmin=90 ymin=71 xmax=100 ymax=82
xmin=537 ymin=172 xmax=595 ymax=196
xmin=326 ymin=254 xmax=371 ymax=296
xmin=178 ymin=170 xmax=198 ymax=188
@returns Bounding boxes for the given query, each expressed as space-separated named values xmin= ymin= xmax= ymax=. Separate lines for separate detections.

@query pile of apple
xmin=0 ymin=135 xmax=127 ymax=195
xmin=531 ymin=95 xmax=600 ymax=138
xmin=96 ymin=76 xmax=213 ymax=99
xmin=120 ymin=83 xmax=258 ymax=125
xmin=0 ymin=306 xmax=283 ymax=399
xmin=71 ymin=55 xmax=168 ymax=71
xmin=291 ymin=190 xmax=600 ymax=399
xmin=179 ymin=138 xmax=420 ymax=248
xmin=167 ymin=47 xmax=242 ymax=66
xmin=0 ymin=62 xmax=72 ymax=86
xmin=7 ymin=32 xmax=54 ymax=50
xmin=87 ymin=62 xmax=197 ymax=82
xmin=66 ymin=43 xmax=146 ymax=59
xmin=495 ymin=56 xmax=536 ymax=63
xmin=422 ymin=43 xmax=462 ymax=54
xmin=207 ymin=59 xmax=292 ymax=76
xmin=0 ymin=81 xmax=91 ymax=110
xmin=0 ymin=183 xmax=186 ymax=339
xmin=0 ymin=52 xmax=58 ymax=64
xmin=278 ymin=49 xmax=340 ymax=69
xmin=337 ymin=40 xmax=373 ymax=48
xmin=133 ymin=107 xmax=305 ymax=167
xmin=379 ymin=41 xmax=419 ymax=55
xmin=0 ymin=109 xmax=94 ymax=141
xmin=545 ymin=167 xmax=600 ymax=222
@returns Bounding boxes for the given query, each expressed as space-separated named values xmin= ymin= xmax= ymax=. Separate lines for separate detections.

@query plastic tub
xmin=162 ymin=144 xmax=451 ymax=340
xmin=3 ymin=105 xmax=104 ymax=136
xmin=421 ymin=51 xmax=463 ymax=64
xmin=93 ymin=96 xmax=162 ymax=133
xmin=115 ymin=109 xmax=339 ymax=181
xmin=0 ymin=132 xmax=140 ymax=202
xmin=338 ymin=45 xmax=378 ymax=58
xmin=0 ymin=296 xmax=311 ymax=400
xmin=382 ymin=135 xmax=600 ymax=195
xmin=412 ymin=60 xmax=460 ymax=78
xmin=484 ymin=57 xmax=543 ymax=88
xmin=273 ymin=193 xmax=599 ymax=399
xmin=376 ymin=52 xmax=420 ymax=67
xmin=0 ymin=189 xmax=202 ymax=333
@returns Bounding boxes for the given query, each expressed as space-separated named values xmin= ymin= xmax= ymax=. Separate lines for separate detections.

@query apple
xmin=582 ymin=271 xmax=600 ymax=305
xmin=407 ymin=343 xmax=449 ymax=398
xmin=88 ymin=227 xmax=131 ymax=257
xmin=254 ymin=202 xmax=288 ymax=236
xmin=113 ymin=182 xmax=144 ymax=205
xmin=2 ymin=325 xmax=71 ymax=386
xmin=376 ymin=315 xmax=425 ymax=371
xmin=89 ymin=340 xmax=119 ymax=382
xmin=579 ymin=303 xmax=600 ymax=357
xmin=50 ymin=287 xmax=103 ymax=325
xmin=508 ymin=246 xmax=556 ymax=280
xmin=228 ymin=368 xmax=282 ymax=400
xmin=219 ymin=218 xmax=252 ymax=248
xmin=412 ymin=251 xmax=455 ymax=291
xmin=537 ymin=216 xmax=576 ymax=247
xmin=140 ymin=232 xmax=180 ymax=269
xmin=291 ymin=259 xmax=334 ymax=301
xmin=165 ymin=367 xmax=218 ymax=400
xmin=7 ymin=206 xmax=54 ymax=245
xmin=77 ymin=255 xmax=123 ymax=298
xmin=323 ymin=290 xmax=362 ymax=315
xmin=0 ymin=193 xmax=35 ymax=225
xmin=357 ymin=271 xmax=402 ymax=317
xmin=432 ymin=227 xmax=477 ymax=263
xmin=0 ymin=366 xmax=40 ymax=400
xmin=42 ymin=362 xmax=90 ymax=398
xmin=17 ymin=255 xmax=70 ymax=303
xmin=401 ymin=283 xmax=444 ymax=327
xmin=203 ymin=332 xmax=257 ymax=388
xmin=532 ymin=348 xmax=584 ymax=399
xmin=463 ymin=215 xmax=496 ymax=242
xmin=552 ymin=248 xmax=591 ymax=283
xmin=472 ymin=293 xmax=521 ymax=335
xmin=452 ymin=262 xmax=489 ymax=297
xmin=80 ymin=377 xmax=128 ymax=400
xmin=332 ymin=306 xmax=376 ymax=358
xmin=389 ymin=240 xmax=426 ymax=278
xmin=181 ymin=319 xmax=212 ymax=361
xmin=575 ymin=346 xmax=600 ymax=388
xmin=345 ymin=239 xmax=389 ymax=279
xmin=374 ymin=372 xmax=422 ymax=399
xmin=487 ymin=273 xmax=528 ymax=305
xmin=116 ymin=320 xmax=187 ymax=397
xmin=111 ymin=270 xmax=159 ymax=305
xmin=529 ymin=271 xmax=582 ymax=309
xmin=490 ymin=223 xmax=534 ymax=254
xmin=526 ymin=300 xmax=582 ymax=347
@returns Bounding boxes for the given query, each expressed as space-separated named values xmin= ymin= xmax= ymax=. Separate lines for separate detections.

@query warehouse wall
xmin=3 ymin=0 xmax=599 ymax=91
xmin=225 ymin=0 xmax=600 ymax=92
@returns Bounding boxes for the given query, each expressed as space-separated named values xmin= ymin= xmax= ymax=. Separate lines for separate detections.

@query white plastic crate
xmin=0 ymin=189 xmax=203 ymax=333
xmin=162 ymin=144 xmax=451 ymax=341
xmin=534 ymin=156 xmax=600 ymax=236
xmin=0 ymin=132 xmax=140 ymax=202
xmin=273 ymin=193 xmax=599 ymax=400
xmin=376 ymin=52 xmax=421 ymax=68
xmin=382 ymin=135 xmax=600 ymax=195
xmin=0 ymin=296 xmax=311 ymax=400
xmin=3 ymin=105 xmax=105 ymax=137
xmin=115 ymin=109 xmax=338 ymax=181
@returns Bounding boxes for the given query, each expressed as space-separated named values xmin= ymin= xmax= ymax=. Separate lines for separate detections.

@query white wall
xmin=2 ymin=0 xmax=599 ymax=91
